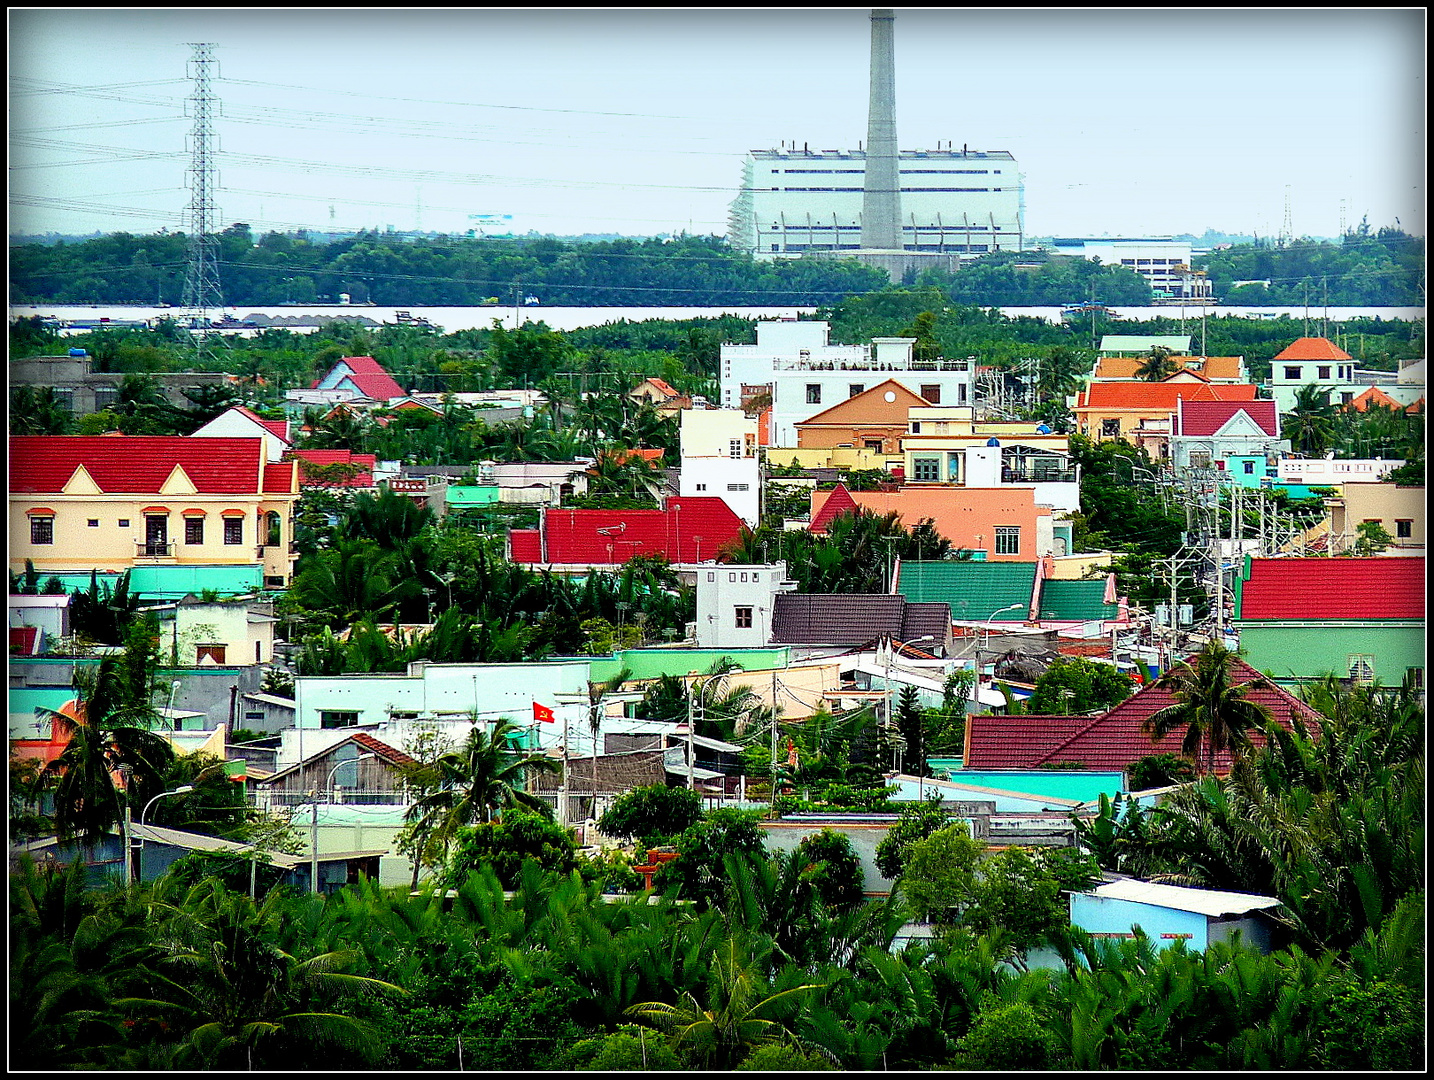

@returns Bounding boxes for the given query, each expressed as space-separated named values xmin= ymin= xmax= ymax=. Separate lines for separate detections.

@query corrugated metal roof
xmin=898 ymin=561 xmax=1035 ymax=623
xmin=1237 ymin=556 xmax=1425 ymax=621
xmin=532 ymin=498 xmax=744 ymax=565
xmin=1090 ymin=879 xmax=1282 ymax=917
xmin=1039 ymin=579 xmax=1116 ymax=621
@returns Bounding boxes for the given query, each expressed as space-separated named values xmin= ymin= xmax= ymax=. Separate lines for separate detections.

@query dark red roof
xmin=10 ymin=436 xmax=274 ymax=495
xmin=809 ymin=483 xmax=859 ymax=534
xmin=771 ymin=593 xmax=951 ymax=647
xmin=965 ymin=657 xmax=1320 ymax=773
xmin=522 ymin=497 xmax=745 ymax=565
xmin=309 ymin=356 xmax=405 ymax=399
xmin=1177 ymin=399 xmax=1279 ymax=437
xmin=509 ymin=530 xmax=543 ymax=563
xmin=262 ymin=461 xmax=299 ymax=494
xmin=1237 ymin=557 xmax=1425 ymax=620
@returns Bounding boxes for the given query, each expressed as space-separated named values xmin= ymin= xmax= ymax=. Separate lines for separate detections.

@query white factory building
xmin=728 ymin=146 xmax=1025 ymax=258
xmin=721 ymin=319 xmax=975 ymax=448
xmin=1048 ymin=237 xmax=1214 ymax=300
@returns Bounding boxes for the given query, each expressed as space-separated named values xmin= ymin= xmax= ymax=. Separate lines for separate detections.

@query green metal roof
xmin=896 ymin=561 xmax=1036 ymax=623
xmin=578 ymin=647 xmax=792 ymax=684
xmin=1038 ymin=579 xmax=1116 ymax=621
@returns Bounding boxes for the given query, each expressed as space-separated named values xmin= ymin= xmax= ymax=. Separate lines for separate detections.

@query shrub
xmin=949 ymin=1002 xmax=1057 ymax=1069
xmin=442 ymin=810 xmax=576 ymax=889
xmin=564 ymin=1026 xmax=683 ymax=1071
xmin=795 ymin=829 xmax=866 ymax=912
xmin=597 ymin=784 xmax=703 ymax=847
xmin=652 ymin=807 xmax=767 ymax=909
xmin=873 ymin=797 xmax=951 ymax=878
xmin=735 ymin=1042 xmax=839 ymax=1070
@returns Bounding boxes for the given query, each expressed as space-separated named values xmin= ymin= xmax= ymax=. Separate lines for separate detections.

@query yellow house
xmin=1325 ymin=484 xmax=1425 ymax=556
xmin=10 ymin=436 xmax=300 ymax=588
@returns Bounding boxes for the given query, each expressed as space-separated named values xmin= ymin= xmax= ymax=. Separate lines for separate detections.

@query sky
xmin=9 ymin=8 xmax=1426 ymax=243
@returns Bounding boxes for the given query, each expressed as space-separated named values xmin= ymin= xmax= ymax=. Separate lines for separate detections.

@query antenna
xmin=181 ymin=43 xmax=225 ymax=366
xmin=1280 ymin=184 xmax=1293 ymax=247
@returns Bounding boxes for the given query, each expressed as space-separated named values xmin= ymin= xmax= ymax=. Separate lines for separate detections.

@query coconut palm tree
xmin=626 ymin=932 xmax=826 ymax=1068
xmin=1281 ymin=384 xmax=1338 ymax=457
xmin=1134 ymin=346 xmax=1178 ymax=381
xmin=41 ymin=658 xmax=175 ymax=848
xmin=136 ymin=880 xmax=403 ymax=1069
xmin=403 ymin=718 xmax=561 ymax=874
xmin=1140 ymin=642 xmax=1273 ymax=776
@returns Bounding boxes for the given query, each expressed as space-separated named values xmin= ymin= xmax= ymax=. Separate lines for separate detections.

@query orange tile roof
xmin=1346 ymin=386 xmax=1402 ymax=412
xmin=1093 ymin=356 xmax=1246 ymax=381
xmin=1076 ymin=382 xmax=1257 ymax=410
xmin=1272 ymin=337 xmax=1352 ymax=361
xmin=798 ymin=379 xmax=929 ymax=427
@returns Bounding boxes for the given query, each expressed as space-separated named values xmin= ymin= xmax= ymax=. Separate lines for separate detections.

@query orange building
xmin=809 ymin=483 xmax=1063 ymax=561
xmin=795 ymin=379 xmax=929 ymax=455
xmin=1091 ymin=355 xmax=1248 ymax=382
xmin=1072 ymin=380 xmax=1258 ymax=458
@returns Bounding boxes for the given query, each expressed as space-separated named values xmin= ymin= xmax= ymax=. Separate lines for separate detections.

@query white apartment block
xmin=696 ymin=562 xmax=797 ymax=650
xmin=1269 ymin=362 xmax=1423 ymax=415
xmin=1276 ymin=457 xmax=1406 ymax=487
xmin=1049 ymin=237 xmax=1213 ymax=300
xmin=729 ymin=147 xmax=1024 ymax=257
xmin=679 ymin=409 xmax=761 ymax=526
xmin=721 ymin=320 xmax=974 ymax=447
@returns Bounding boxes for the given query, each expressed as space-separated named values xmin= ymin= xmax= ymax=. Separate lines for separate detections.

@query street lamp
xmin=977 ymin=603 xmax=1025 ymax=702
xmin=134 ymin=785 xmax=193 ymax=884
xmin=326 ymin=753 xmax=376 ymax=802
xmin=311 ymin=754 xmax=375 ymax=896
xmin=686 ymin=674 xmax=721 ymax=793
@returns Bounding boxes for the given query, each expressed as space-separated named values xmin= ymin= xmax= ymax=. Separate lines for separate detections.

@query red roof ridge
xmin=809 ymin=482 xmax=860 ymax=534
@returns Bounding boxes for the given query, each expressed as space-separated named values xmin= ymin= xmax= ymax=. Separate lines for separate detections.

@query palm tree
xmin=585 ymin=666 xmax=634 ymax=817
xmin=41 ymin=658 xmax=175 ymax=848
xmin=626 ymin=933 xmax=826 ymax=1068
xmin=137 ymin=881 xmax=403 ymax=1069
xmin=1281 ymin=384 xmax=1338 ymax=457
xmin=1134 ymin=346 xmax=1178 ymax=381
xmin=403 ymin=718 xmax=561 ymax=878
xmin=1141 ymin=642 xmax=1273 ymax=776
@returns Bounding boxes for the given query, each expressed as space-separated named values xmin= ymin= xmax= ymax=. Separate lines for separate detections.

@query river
xmin=9 ymin=302 xmax=1424 ymax=336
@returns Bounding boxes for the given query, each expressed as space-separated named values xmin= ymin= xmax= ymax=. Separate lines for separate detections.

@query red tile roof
xmin=231 ymin=405 xmax=292 ymax=443
xmin=309 ymin=356 xmax=405 ymax=400
xmin=262 ymin=461 xmax=299 ymax=495
xmin=1272 ymin=337 xmax=1352 ymax=361
xmin=808 ymin=483 xmax=860 ymax=533
xmin=509 ymin=529 xmax=543 ymax=563
xmin=1346 ymin=387 xmax=1403 ymax=413
xmin=10 ymin=436 xmax=276 ymax=495
xmin=522 ymin=497 xmax=745 ymax=565
xmin=349 ymin=731 xmax=419 ymax=770
xmin=286 ymin=449 xmax=377 ymax=487
xmin=966 ymin=658 xmax=1320 ymax=772
xmin=1236 ymin=556 xmax=1425 ymax=620
xmin=1176 ymin=399 xmax=1280 ymax=437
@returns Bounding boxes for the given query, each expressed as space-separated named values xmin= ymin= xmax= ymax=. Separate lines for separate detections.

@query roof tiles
xmin=521 ymin=497 xmax=745 ymax=565
xmin=897 ymin=561 xmax=1036 ymax=623
xmin=770 ymin=592 xmax=951 ymax=647
xmin=1176 ymin=399 xmax=1280 ymax=438
xmin=10 ymin=436 xmax=274 ymax=496
xmin=1077 ymin=382 xmax=1258 ymax=410
xmin=1272 ymin=337 xmax=1353 ymax=361
xmin=1236 ymin=556 xmax=1425 ymax=621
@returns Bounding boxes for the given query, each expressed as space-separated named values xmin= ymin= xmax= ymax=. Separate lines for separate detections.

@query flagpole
xmin=559 ymin=707 xmax=569 ymax=827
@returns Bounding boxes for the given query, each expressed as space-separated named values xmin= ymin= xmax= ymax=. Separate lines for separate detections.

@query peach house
xmin=9 ymin=436 xmax=300 ymax=589
xmin=809 ymin=483 xmax=1065 ymax=560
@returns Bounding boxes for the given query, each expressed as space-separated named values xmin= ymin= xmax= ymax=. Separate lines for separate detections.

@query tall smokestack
xmin=862 ymin=9 xmax=902 ymax=251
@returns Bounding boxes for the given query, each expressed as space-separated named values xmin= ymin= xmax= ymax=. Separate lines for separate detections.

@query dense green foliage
xmin=9 ymin=229 xmax=889 ymax=306
xmin=1028 ymin=656 xmax=1135 ymax=714
xmin=1196 ymin=225 xmax=1424 ymax=306
xmin=597 ymin=784 xmax=703 ymax=848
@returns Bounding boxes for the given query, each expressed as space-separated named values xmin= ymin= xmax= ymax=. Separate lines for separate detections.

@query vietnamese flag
xmin=533 ymin=701 xmax=555 ymax=724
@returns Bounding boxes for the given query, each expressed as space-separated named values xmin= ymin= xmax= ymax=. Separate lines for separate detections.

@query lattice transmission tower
xmin=181 ymin=42 xmax=225 ymax=365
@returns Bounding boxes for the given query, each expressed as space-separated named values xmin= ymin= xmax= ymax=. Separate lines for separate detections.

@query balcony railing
xmin=1002 ymin=467 xmax=1079 ymax=485
xmin=135 ymin=541 xmax=174 ymax=558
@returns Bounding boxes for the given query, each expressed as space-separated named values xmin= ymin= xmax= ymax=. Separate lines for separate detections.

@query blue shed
xmin=1070 ymin=878 xmax=1283 ymax=953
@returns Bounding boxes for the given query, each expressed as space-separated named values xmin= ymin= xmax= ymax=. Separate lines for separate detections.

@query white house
xmin=679 ymin=409 xmax=761 ymax=526
xmin=153 ymin=595 xmax=279 ymax=668
xmin=190 ymin=406 xmax=292 ymax=463
xmin=695 ymin=562 xmax=798 ymax=649
xmin=721 ymin=320 xmax=974 ymax=447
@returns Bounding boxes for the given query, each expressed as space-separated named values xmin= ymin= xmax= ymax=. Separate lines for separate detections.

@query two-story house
xmin=9 ymin=435 xmax=300 ymax=591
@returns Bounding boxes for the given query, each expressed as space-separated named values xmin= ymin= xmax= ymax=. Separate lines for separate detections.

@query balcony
xmin=135 ymin=541 xmax=174 ymax=559
xmin=1002 ymin=466 xmax=1079 ymax=485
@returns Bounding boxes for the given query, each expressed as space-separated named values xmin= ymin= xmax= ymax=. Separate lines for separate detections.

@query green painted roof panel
xmin=1038 ymin=579 xmax=1116 ymax=621
xmin=896 ymin=561 xmax=1036 ymax=622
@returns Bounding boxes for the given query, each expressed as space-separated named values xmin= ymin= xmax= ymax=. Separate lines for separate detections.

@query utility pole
xmin=309 ymin=794 xmax=319 ymax=895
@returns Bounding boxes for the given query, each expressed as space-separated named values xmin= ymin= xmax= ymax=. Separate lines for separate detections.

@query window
xmin=224 ymin=517 xmax=243 ymax=545
xmin=920 ymin=384 xmax=941 ymax=403
xmin=265 ymin=511 xmax=281 ymax=547
xmin=1283 ymin=366 xmax=1302 ymax=380
xmin=740 ymin=572 xmax=748 ymax=582
xmin=849 ymin=383 xmax=865 ymax=398
xmin=729 ymin=439 xmax=743 ymax=459
xmin=87 ymin=519 xmax=99 ymax=528
xmin=1101 ymin=418 xmax=1121 ymax=437
xmin=735 ymin=606 xmax=753 ymax=629
xmin=1318 ymin=366 xmax=1331 ymax=379
xmin=1242 ymin=461 xmax=1255 ymax=474
xmin=255 ymin=641 xmax=263 ymax=663
xmin=696 ymin=483 xmax=707 ymax=491
xmin=707 ymin=572 xmax=715 ymax=582
xmin=912 ymin=457 xmax=940 ymax=482
xmin=320 ymin=710 xmax=360 ymax=729
xmin=1341 ymin=392 xmax=1353 ymax=405
xmin=1395 ymin=519 xmax=1413 ymax=538
xmin=1406 ymin=667 xmax=1424 ymax=690
xmin=185 ymin=518 xmax=205 ymax=545
xmin=995 ymin=526 xmax=1020 ymax=555
xmin=196 ymin=644 xmax=226 ymax=665
xmin=1347 ymin=655 xmax=1375 ymax=686
xmin=118 ymin=519 xmax=130 ymax=528
xmin=1190 ymin=451 xmax=1211 ymax=469
xmin=864 ymin=439 xmax=884 ymax=451
xmin=727 ymin=483 xmax=749 ymax=491
xmin=30 ymin=517 xmax=54 ymax=545
xmin=244 ymin=712 xmax=265 ymax=724
xmin=910 ymin=422 xmax=921 ymax=434
xmin=806 ymin=384 xmax=822 ymax=405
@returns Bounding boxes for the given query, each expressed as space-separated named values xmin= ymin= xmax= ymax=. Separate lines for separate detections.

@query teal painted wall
xmin=41 ymin=565 xmax=263 ymax=600
xmin=446 ymin=485 xmax=500 ymax=507
xmin=949 ymin=769 xmax=1126 ymax=804
xmin=1238 ymin=623 xmax=1425 ymax=685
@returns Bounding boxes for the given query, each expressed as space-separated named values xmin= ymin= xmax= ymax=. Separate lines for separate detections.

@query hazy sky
xmin=9 ymin=8 xmax=1426 ymax=241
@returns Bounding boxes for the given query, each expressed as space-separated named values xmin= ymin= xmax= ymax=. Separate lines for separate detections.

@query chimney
xmin=861 ymin=9 xmax=902 ymax=251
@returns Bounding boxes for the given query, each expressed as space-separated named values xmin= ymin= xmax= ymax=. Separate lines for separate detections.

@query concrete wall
xmin=1238 ymin=623 xmax=1425 ymax=686
xmin=1069 ymin=893 xmax=1210 ymax=951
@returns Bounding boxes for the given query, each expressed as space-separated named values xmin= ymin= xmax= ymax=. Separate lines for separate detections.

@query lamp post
xmin=686 ymin=674 xmax=720 ymax=793
xmin=977 ymin=603 xmax=1024 ymax=703
xmin=311 ymin=754 xmax=375 ymax=896
xmin=136 ymin=785 xmax=193 ymax=883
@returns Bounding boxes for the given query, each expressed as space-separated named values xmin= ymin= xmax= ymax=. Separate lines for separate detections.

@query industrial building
xmin=728 ymin=146 xmax=1025 ymax=258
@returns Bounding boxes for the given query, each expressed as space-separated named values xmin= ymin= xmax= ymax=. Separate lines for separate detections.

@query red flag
xmin=533 ymin=701 xmax=555 ymax=724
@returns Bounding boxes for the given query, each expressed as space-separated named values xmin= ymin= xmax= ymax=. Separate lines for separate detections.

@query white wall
xmin=695 ymin=562 xmax=795 ymax=649
xmin=680 ymin=458 xmax=760 ymax=527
